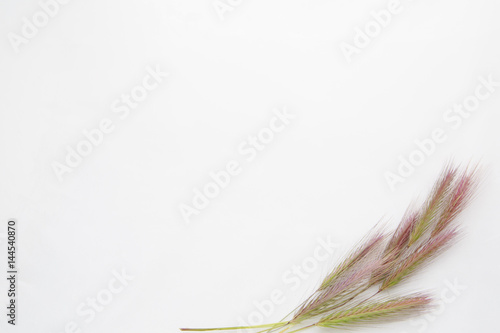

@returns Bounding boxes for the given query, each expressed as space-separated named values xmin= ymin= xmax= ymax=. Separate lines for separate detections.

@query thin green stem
xmin=180 ymin=322 xmax=289 ymax=332
xmin=287 ymin=324 xmax=316 ymax=333
xmin=277 ymin=324 xmax=293 ymax=333
xmin=258 ymin=294 xmax=315 ymax=333
xmin=256 ymin=321 xmax=291 ymax=333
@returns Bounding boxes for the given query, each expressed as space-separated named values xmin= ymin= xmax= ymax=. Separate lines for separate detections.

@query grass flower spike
xmin=317 ymin=294 xmax=432 ymax=328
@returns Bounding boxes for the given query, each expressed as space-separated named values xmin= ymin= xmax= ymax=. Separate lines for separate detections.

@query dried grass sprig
xmin=180 ymin=164 xmax=479 ymax=332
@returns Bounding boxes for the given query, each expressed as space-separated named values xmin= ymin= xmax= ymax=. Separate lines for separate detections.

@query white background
xmin=1 ymin=0 xmax=499 ymax=332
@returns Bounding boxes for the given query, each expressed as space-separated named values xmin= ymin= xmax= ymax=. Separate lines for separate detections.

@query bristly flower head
xmin=408 ymin=165 xmax=457 ymax=245
xmin=317 ymin=294 xmax=432 ymax=328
